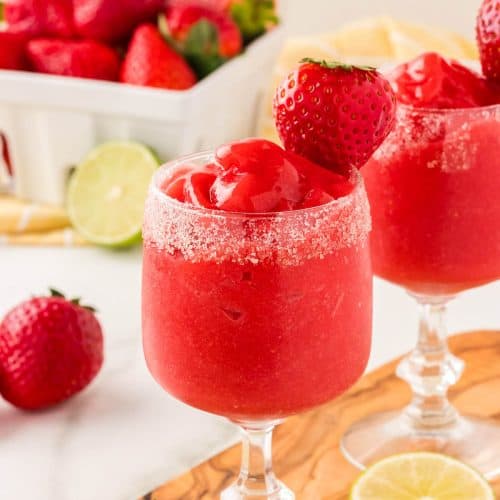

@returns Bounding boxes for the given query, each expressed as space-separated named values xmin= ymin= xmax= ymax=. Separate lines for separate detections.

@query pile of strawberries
xmin=0 ymin=0 xmax=278 ymax=90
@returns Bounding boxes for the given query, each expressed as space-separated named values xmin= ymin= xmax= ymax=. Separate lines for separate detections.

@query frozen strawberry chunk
xmin=161 ymin=139 xmax=354 ymax=213
xmin=389 ymin=52 xmax=500 ymax=108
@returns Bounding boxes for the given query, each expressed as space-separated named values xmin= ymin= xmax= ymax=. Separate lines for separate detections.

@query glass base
xmin=221 ymin=481 xmax=295 ymax=500
xmin=341 ymin=410 xmax=500 ymax=480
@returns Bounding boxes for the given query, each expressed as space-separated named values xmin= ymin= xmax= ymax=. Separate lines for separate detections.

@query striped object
xmin=0 ymin=195 xmax=87 ymax=246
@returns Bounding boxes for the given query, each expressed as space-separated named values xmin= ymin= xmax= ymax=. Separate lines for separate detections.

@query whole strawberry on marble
xmin=0 ymin=289 xmax=103 ymax=410
xmin=273 ymin=59 xmax=396 ymax=173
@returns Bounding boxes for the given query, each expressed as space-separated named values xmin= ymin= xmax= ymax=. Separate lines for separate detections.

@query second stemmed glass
xmin=341 ymin=103 xmax=500 ymax=478
xmin=142 ymin=153 xmax=373 ymax=499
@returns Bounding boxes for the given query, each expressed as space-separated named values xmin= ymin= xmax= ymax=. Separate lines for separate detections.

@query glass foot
xmin=221 ymin=481 xmax=295 ymax=500
xmin=341 ymin=410 xmax=500 ymax=480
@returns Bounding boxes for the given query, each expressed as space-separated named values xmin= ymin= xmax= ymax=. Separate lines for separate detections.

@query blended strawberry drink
xmin=342 ymin=52 xmax=500 ymax=476
xmin=142 ymin=139 xmax=372 ymax=499
xmin=143 ymin=140 xmax=372 ymax=421
xmin=364 ymin=53 xmax=500 ymax=295
xmin=143 ymin=57 xmax=397 ymax=499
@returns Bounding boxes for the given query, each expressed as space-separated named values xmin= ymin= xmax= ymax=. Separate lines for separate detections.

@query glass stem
xmin=222 ymin=421 xmax=285 ymax=499
xmin=397 ymin=295 xmax=464 ymax=428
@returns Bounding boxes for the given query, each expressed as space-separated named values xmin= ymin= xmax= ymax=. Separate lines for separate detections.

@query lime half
xmin=350 ymin=452 xmax=495 ymax=500
xmin=67 ymin=141 xmax=159 ymax=247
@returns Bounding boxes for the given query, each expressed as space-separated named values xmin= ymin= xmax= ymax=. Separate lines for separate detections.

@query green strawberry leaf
xmin=301 ymin=58 xmax=376 ymax=72
xmin=49 ymin=288 xmax=97 ymax=312
xmin=230 ymin=0 xmax=278 ymax=43
xmin=183 ymin=19 xmax=227 ymax=78
xmin=0 ymin=3 xmax=4 ymax=23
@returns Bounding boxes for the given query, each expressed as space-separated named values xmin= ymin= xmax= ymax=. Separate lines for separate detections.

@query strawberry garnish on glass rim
xmin=273 ymin=58 xmax=397 ymax=174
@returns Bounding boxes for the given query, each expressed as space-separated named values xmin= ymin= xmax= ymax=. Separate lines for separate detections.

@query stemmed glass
xmin=142 ymin=152 xmax=373 ymax=499
xmin=341 ymin=103 xmax=500 ymax=478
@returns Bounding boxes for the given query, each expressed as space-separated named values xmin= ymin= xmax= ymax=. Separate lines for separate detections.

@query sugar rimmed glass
xmin=341 ymin=103 xmax=500 ymax=478
xmin=142 ymin=152 xmax=373 ymax=499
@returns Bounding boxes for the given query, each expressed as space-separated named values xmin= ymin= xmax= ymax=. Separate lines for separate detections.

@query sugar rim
xmin=398 ymin=102 xmax=500 ymax=116
xmin=151 ymin=150 xmax=364 ymax=220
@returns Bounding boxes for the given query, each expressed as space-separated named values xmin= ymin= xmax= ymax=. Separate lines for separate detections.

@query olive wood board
xmin=140 ymin=330 xmax=500 ymax=499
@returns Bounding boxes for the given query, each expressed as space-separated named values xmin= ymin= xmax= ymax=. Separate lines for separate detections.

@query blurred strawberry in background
xmin=121 ymin=23 xmax=197 ymax=89
xmin=27 ymin=38 xmax=121 ymax=80
xmin=5 ymin=0 xmax=75 ymax=37
xmin=166 ymin=3 xmax=242 ymax=57
xmin=0 ymin=290 xmax=104 ymax=411
xmin=165 ymin=1 xmax=242 ymax=76
xmin=164 ymin=0 xmax=278 ymax=76
xmin=0 ymin=0 xmax=279 ymax=86
xmin=0 ymin=32 xmax=29 ymax=70
xmin=73 ymin=0 xmax=164 ymax=42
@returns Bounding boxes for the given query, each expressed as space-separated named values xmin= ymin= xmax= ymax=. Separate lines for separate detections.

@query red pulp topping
xmin=388 ymin=52 xmax=500 ymax=109
xmin=160 ymin=138 xmax=354 ymax=212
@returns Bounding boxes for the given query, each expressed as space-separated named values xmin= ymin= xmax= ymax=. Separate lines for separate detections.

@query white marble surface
xmin=0 ymin=246 xmax=498 ymax=500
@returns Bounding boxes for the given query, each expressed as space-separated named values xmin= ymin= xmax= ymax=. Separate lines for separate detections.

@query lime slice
xmin=350 ymin=452 xmax=495 ymax=500
xmin=67 ymin=141 xmax=159 ymax=247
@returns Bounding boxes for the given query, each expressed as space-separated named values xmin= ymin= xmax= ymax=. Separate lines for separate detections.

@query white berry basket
xmin=0 ymin=27 xmax=284 ymax=206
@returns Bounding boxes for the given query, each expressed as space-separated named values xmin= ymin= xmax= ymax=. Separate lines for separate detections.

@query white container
xmin=0 ymin=27 xmax=284 ymax=206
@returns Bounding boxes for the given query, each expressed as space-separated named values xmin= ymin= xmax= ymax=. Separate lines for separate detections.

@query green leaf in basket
xmin=230 ymin=0 xmax=279 ymax=44
xmin=184 ymin=19 xmax=228 ymax=78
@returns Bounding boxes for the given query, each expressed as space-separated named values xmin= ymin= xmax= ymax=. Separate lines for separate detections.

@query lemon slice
xmin=67 ymin=141 xmax=159 ymax=247
xmin=350 ymin=452 xmax=495 ymax=500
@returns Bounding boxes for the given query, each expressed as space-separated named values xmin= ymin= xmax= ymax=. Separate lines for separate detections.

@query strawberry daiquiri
xmin=143 ymin=139 xmax=372 ymax=421
xmin=142 ymin=139 xmax=373 ymax=499
xmin=341 ymin=50 xmax=500 ymax=476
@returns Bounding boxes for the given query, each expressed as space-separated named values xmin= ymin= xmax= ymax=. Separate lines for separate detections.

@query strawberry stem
xmin=49 ymin=288 xmax=97 ymax=313
xmin=300 ymin=58 xmax=376 ymax=72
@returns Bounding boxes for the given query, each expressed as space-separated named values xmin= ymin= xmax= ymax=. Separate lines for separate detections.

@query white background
xmin=285 ymin=0 xmax=479 ymax=38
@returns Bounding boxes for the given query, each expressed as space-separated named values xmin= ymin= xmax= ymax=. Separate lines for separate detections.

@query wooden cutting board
xmin=141 ymin=330 xmax=500 ymax=499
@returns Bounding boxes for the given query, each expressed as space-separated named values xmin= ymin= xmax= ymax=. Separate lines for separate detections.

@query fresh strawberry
xmin=0 ymin=289 xmax=103 ymax=410
xmin=121 ymin=24 xmax=196 ymax=90
xmin=27 ymin=39 xmax=121 ymax=81
xmin=389 ymin=52 xmax=499 ymax=108
xmin=230 ymin=0 xmax=278 ymax=42
xmin=476 ymin=0 xmax=500 ymax=83
xmin=167 ymin=3 xmax=242 ymax=57
xmin=165 ymin=3 xmax=242 ymax=76
xmin=273 ymin=59 xmax=396 ymax=172
xmin=5 ymin=0 xmax=74 ymax=37
xmin=73 ymin=0 xmax=164 ymax=42
xmin=0 ymin=32 xmax=29 ymax=70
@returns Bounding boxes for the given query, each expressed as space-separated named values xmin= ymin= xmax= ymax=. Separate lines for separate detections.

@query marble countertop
xmin=0 ymin=246 xmax=498 ymax=500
